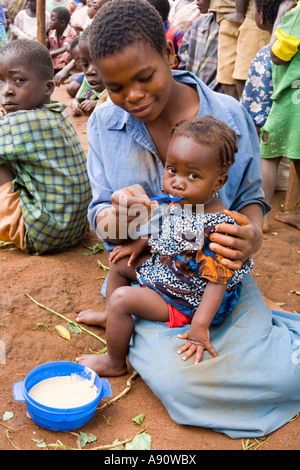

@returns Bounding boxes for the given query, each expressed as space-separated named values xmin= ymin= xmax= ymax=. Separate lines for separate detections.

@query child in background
xmin=84 ymin=0 xmax=96 ymax=25
xmin=47 ymin=6 xmax=77 ymax=74
xmin=260 ymin=0 xmax=300 ymax=231
xmin=92 ymin=0 xmax=111 ymax=14
xmin=3 ymin=5 xmax=31 ymax=41
xmin=46 ymin=0 xmax=76 ymax=14
xmin=241 ymin=0 xmax=286 ymax=137
xmin=71 ymin=25 xmax=106 ymax=116
xmin=76 ymin=116 xmax=253 ymax=375
xmin=179 ymin=0 xmax=221 ymax=91
xmin=53 ymin=36 xmax=84 ymax=97
xmin=0 ymin=39 xmax=91 ymax=254
xmin=14 ymin=0 xmax=51 ymax=40
xmin=146 ymin=0 xmax=184 ymax=69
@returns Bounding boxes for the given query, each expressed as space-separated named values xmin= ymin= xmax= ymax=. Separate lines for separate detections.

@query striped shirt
xmin=0 ymin=101 xmax=92 ymax=254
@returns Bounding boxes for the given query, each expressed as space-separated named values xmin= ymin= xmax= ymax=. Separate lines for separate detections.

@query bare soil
xmin=0 ymin=85 xmax=299 ymax=451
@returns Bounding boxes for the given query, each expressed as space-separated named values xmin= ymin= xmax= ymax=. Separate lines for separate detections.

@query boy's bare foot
xmin=274 ymin=212 xmax=300 ymax=230
xmin=76 ymin=309 xmax=107 ymax=328
xmin=75 ymin=353 xmax=128 ymax=377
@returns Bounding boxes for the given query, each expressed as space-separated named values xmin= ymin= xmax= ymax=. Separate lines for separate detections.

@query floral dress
xmin=240 ymin=45 xmax=273 ymax=128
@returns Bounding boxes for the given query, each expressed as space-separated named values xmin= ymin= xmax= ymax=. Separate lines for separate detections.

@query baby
xmin=76 ymin=116 xmax=253 ymax=375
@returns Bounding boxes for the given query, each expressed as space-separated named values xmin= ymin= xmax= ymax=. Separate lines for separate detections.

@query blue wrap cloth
xmin=125 ymin=275 xmax=300 ymax=439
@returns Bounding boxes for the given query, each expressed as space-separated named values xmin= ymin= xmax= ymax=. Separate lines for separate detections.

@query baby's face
xmin=162 ymin=135 xmax=226 ymax=208
xmin=0 ymin=53 xmax=53 ymax=113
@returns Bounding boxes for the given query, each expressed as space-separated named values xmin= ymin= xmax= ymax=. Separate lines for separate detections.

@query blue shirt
xmin=87 ymin=70 xmax=268 ymax=250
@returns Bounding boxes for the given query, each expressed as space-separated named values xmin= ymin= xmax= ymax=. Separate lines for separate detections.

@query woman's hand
xmin=209 ymin=207 xmax=263 ymax=271
xmin=111 ymin=184 xmax=157 ymax=225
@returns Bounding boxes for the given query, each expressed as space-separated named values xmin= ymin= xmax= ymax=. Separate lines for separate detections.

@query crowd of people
xmin=1 ymin=0 xmax=300 ymax=440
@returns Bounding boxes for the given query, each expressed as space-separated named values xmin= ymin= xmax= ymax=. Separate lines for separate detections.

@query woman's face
xmin=95 ymin=42 xmax=175 ymax=123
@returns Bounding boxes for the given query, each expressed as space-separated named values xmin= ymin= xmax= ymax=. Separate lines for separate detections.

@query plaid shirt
xmin=0 ymin=101 xmax=91 ymax=254
xmin=179 ymin=13 xmax=220 ymax=91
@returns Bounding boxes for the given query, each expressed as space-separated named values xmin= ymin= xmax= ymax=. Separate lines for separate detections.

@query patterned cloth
xmin=48 ymin=24 xmax=77 ymax=70
xmin=179 ymin=12 xmax=220 ymax=90
xmin=164 ymin=20 xmax=184 ymax=69
xmin=136 ymin=206 xmax=253 ymax=325
xmin=241 ymin=45 xmax=273 ymax=127
xmin=75 ymin=76 xmax=102 ymax=101
xmin=0 ymin=101 xmax=92 ymax=254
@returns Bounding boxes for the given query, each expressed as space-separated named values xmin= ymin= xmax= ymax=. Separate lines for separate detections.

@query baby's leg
xmin=76 ymin=252 xmax=150 ymax=327
xmin=76 ymin=286 xmax=169 ymax=376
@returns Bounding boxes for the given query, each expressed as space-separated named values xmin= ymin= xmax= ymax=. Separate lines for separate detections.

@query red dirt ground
xmin=0 ymin=85 xmax=299 ymax=451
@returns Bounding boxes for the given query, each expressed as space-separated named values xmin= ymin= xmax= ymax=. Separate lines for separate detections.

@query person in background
xmin=71 ymin=25 xmax=106 ymax=115
xmin=0 ymin=2 xmax=7 ymax=48
xmin=179 ymin=0 xmax=221 ymax=90
xmin=3 ymin=5 xmax=31 ymax=40
xmin=210 ymin=0 xmax=270 ymax=99
xmin=169 ymin=0 xmax=200 ymax=31
xmin=260 ymin=0 xmax=300 ymax=231
xmin=70 ymin=0 xmax=87 ymax=33
xmin=147 ymin=0 xmax=184 ymax=69
xmin=0 ymin=39 xmax=91 ymax=254
xmin=14 ymin=0 xmax=50 ymax=40
xmin=46 ymin=0 xmax=75 ymax=15
xmin=47 ymin=6 xmax=77 ymax=74
xmin=53 ymin=36 xmax=84 ymax=97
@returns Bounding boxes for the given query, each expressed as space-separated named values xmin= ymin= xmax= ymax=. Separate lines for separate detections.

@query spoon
xmin=150 ymin=195 xmax=183 ymax=202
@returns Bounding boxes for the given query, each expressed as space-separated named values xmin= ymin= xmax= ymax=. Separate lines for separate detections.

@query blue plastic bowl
xmin=13 ymin=361 xmax=111 ymax=431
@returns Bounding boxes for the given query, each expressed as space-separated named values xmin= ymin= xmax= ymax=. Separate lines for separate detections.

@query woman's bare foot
xmin=76 ymin=309 xmax=107 ymax=328
xmin=75 ymin=353 xmax=128 ymax=377
xmin=274 ymin=212 xmax=300 ymax=230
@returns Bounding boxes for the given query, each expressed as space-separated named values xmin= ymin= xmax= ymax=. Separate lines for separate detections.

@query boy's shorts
xmin=0 ymin=181 xmax=25 ymax=250
xmin=217 ymin=17 xmax=270 ymax=85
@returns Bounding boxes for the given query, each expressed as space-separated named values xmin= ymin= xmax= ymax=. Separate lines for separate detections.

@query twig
xmin=98 ymin=371 xmax=139 ymax=410
xmin=25 ymin=293 xmax=106 ymax=346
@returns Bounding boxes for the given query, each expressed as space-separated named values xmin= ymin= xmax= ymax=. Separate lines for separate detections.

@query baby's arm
xmin=225 ymin=0 xmax=249 ymax=24
xmin=109 ymin=237 xmax=150 ymax=266
xmin=177 ymin=282 xmax=227 ymax=363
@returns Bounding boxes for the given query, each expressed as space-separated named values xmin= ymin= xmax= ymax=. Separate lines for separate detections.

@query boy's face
xmin=70 ymin=44 xmax=82 ymax=71
xmin=196 ymin=0 xmax=210 ymax=13
xmin=162 ymin=136 xmax=228 ymax=207
xmin=50 ymin=12 xmax=65 ymax=31
xmin=96 ymin=41 xmax=175 ymax=123
xmin=0 ymin=53 xmax=54 ymax=113
xmin=79 ymin=40 xmax=104 ymax=92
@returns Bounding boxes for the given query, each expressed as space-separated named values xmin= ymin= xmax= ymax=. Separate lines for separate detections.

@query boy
xmin=0 ymin=39 xmax=92 ymax=254
xmin=47 ymin=6 xmax=77 ymax=74
xmin=71 ymin=26 xmax=107 ymax=116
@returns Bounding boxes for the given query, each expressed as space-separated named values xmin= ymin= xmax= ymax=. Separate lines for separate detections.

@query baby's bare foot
xmin=75 ymin=353 xmax=127 ymax=377
xmin=76 ymin=309 xmax=107 ymax=328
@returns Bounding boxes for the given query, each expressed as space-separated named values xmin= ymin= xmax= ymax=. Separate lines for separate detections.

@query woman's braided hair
xmin=170 ymin=116 xmax=238 ymax=170
xmin=89 ymin=0 xmax=166 ymax=63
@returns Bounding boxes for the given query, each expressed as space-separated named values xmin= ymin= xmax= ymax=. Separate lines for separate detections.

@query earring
xmin=212 ymin=191 xmax=218 ymax=198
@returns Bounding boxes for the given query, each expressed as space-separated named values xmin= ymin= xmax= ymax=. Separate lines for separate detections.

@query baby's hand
xmin=109 ymin=238 xmax=148 ymax=265
xmin=177 ymin=326 xmax=217 ymax=364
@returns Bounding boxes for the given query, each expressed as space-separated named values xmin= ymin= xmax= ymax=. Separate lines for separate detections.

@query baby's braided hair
xmin=89 ymin=0 xmax=166 ymax=62
xmin=170 ymin=116 xmax=238 ymax=170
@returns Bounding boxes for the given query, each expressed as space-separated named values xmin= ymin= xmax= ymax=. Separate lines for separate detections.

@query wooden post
xmin=36 ymin=0 xmax=46 ymax=45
